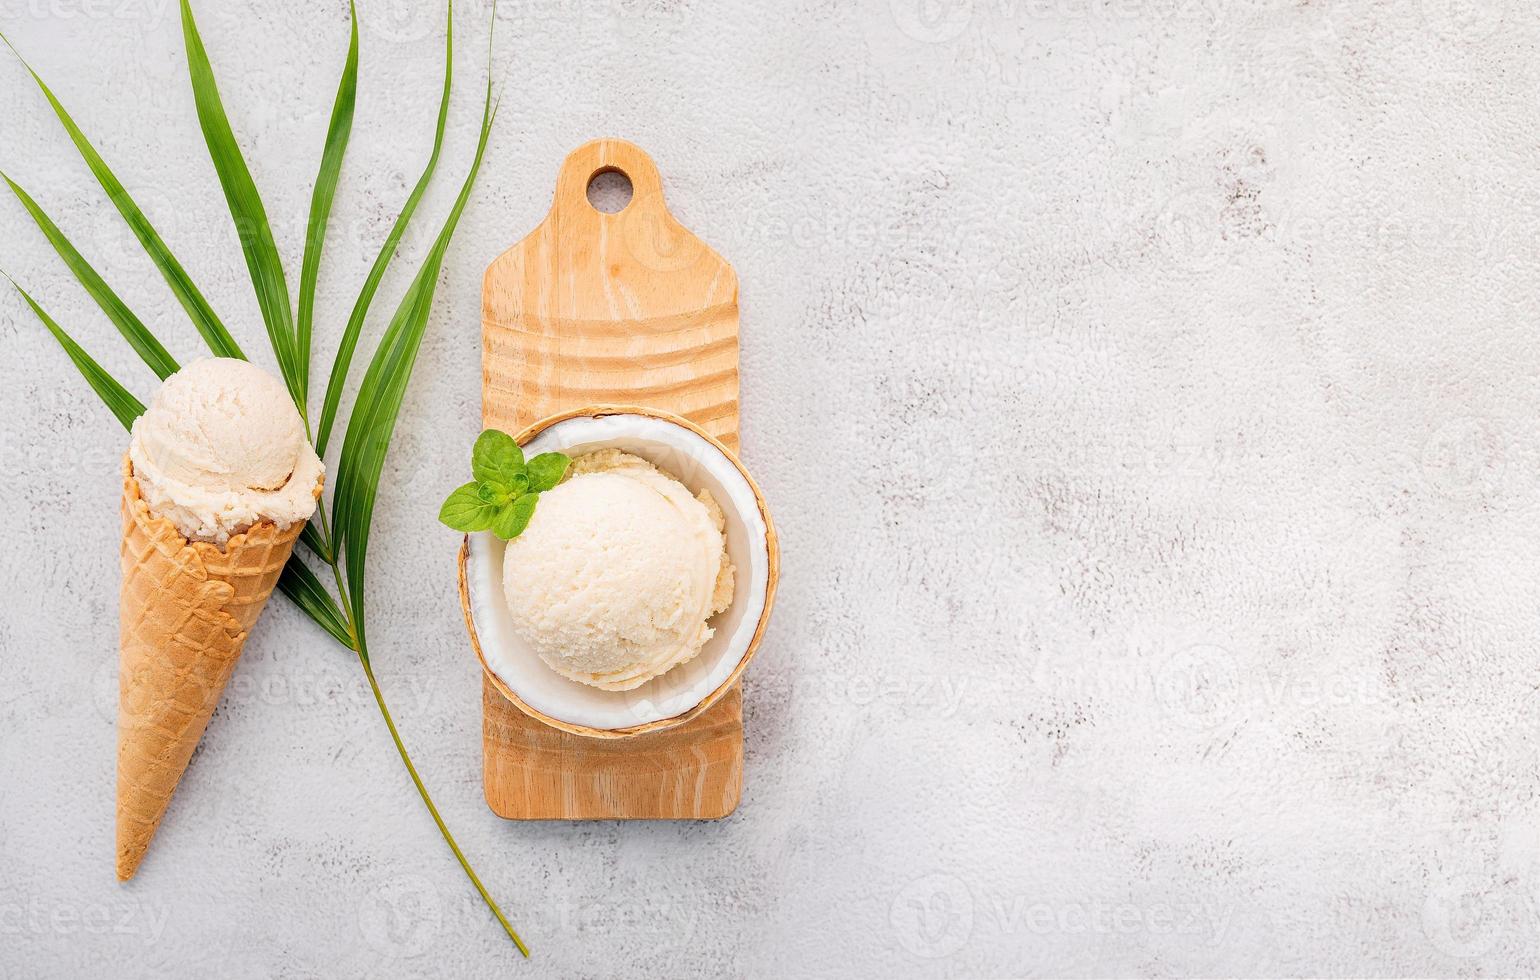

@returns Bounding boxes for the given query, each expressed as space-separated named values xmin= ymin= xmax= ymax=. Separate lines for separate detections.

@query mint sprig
xmin=440 ymin=429 xmax=569 ymax=539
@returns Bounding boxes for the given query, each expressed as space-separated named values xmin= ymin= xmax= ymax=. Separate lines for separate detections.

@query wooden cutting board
xmin=478 ymin=138 xmax=743 ymax=819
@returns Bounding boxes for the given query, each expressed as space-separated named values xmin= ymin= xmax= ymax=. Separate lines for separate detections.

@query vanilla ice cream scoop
xmin=128 ymin=357 xmax=323 ymax=546
xmin=501 ymin=450 xmax=734 ymax=691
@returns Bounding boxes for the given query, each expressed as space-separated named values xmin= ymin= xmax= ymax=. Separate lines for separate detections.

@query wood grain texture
xmin=483 ymin=139 xmax=740 ymax=451
xmin=479 ymin=139 xmax=744 ymax=819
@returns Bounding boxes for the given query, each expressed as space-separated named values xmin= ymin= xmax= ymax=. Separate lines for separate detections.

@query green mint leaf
xmin=439 ymin=482 xmax=496 ymax=532
xmin=492 ymin=492 xmax=540 ymax=540
xmin=472 ymin=429 xmax=524 ymax=486
xmin=476 ymin=481 xmax=510 ymax=505
xmin=526 ymin=452 xmax=571 ymax=493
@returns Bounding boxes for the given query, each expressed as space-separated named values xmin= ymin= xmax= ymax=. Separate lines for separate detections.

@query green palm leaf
xmin=8 ymin=278 xmax=146 ymax=428
xmin=298 ymin=518 xmax=333 ymax=563
xmin=315 ymin=1 xmax=455 ymax=457
xmin=0 ymin=31 xmax=243 ymax=361
xmin=9 ymin=3 xmax=527 ymax=956
xmin=3 ymin=175 xmax=179 ymax=380
xmin=297 ymin=1 xmax=360 ymax=407
xmin=277 ymin=558 xmax=353 ymax=647
xmin=332 ymin=61 xmax=498 ymax=648
xmin=179 ymin=0 xmax=298 ymax=407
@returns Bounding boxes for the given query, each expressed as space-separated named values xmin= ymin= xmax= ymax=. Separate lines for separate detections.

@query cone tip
xmin=116 ymin=843 xmax=143 ymax=881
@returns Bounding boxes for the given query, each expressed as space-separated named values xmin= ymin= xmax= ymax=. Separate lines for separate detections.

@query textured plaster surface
xmin=3 ymin=0 xmax=1540 ymax=977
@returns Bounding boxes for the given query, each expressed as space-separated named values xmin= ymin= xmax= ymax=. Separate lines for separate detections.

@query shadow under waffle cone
xmin=115 ymin=457 xmax=315 ymax=880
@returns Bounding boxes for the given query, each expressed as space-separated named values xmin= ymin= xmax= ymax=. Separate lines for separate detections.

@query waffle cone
xmin=116 ymin=456 xmax=318 ymax=880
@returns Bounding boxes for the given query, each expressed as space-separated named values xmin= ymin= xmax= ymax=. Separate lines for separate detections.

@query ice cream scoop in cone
xmin=116 ymin=458 xmax=319 ymax=880
xmin=115 ymin=358 xmax=324 ymax=880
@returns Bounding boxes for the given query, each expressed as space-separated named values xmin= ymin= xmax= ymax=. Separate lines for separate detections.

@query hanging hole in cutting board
xmin=586 ymin=167 xmax=633 ymax=213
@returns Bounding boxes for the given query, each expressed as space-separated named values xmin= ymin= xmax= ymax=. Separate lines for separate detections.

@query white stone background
xmin=1 ymin=0 xmax=1538 ymax=976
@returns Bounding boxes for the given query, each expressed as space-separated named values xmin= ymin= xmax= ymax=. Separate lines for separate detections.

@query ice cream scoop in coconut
xmin=458 ymin=406 xmax=777 ymax=738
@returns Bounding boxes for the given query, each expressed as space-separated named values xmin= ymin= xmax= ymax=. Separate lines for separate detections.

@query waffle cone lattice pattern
xmin=116 ymin=457 xmax=313 ymax=880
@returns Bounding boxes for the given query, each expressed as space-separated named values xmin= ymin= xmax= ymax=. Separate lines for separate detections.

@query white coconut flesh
xmin=463 ymin=413 xmax=771 ymax=732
